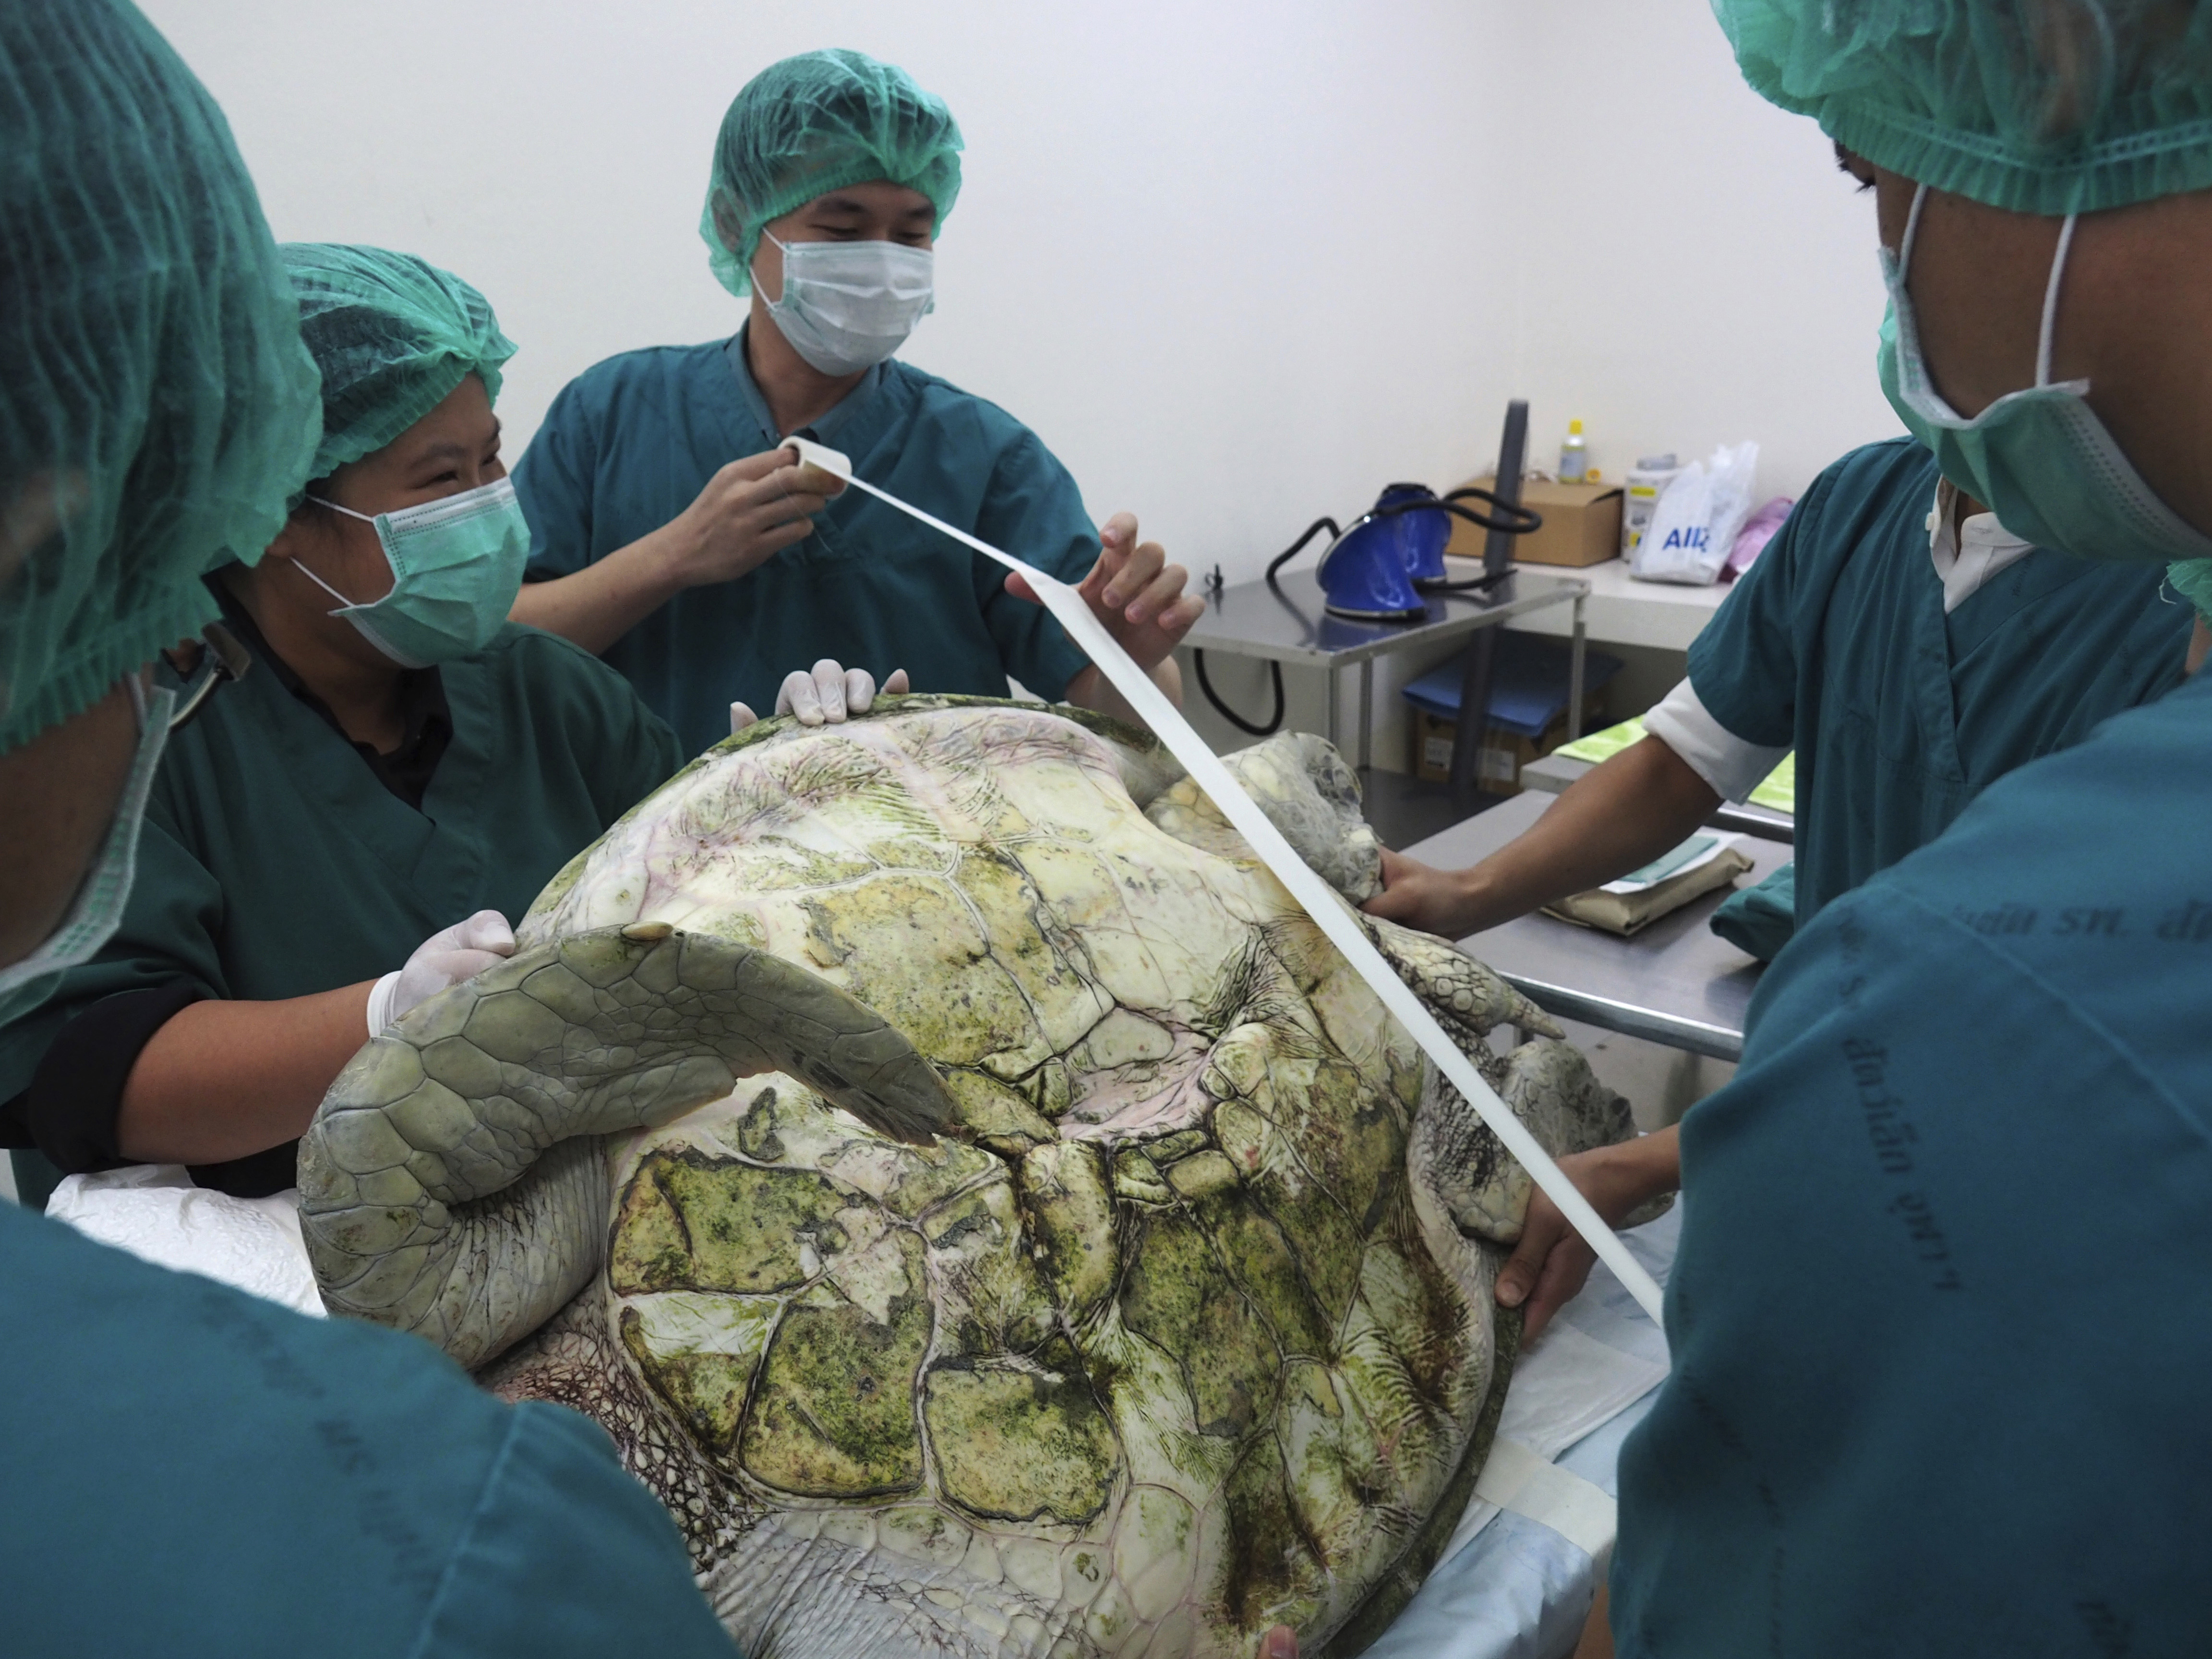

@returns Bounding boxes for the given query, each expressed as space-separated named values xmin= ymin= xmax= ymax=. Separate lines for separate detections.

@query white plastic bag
xmin=1630 ymin=440 xmax=1759 ymax=585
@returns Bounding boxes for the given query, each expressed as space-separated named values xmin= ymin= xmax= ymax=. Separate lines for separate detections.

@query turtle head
xmin=296 ymin=924 xmax=956 ymax=1370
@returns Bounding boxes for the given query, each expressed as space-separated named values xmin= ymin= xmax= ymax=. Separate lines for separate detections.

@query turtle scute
xmin=469 ymin=699 xmax=1632 ymax=1658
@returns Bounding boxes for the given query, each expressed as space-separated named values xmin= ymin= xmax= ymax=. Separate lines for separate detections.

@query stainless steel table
xmin=1402 ymin=792 xmax=1791 ymax=1061
xmin=1183 ymin=567 xmax=1589 ymax=770
xmin=1517 ymin=751 xmax=1794 ymax=845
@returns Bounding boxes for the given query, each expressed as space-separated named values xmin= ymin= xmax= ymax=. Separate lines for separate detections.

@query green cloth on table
xmin=1743 ymin=751 xmax=1794 ymax=815
xmin=0 ymin=618 xmax=681 ymax=1187
xmin=1614 ymin=668 xmax=2212 ymax=1656
xmin=0 ymin=1199 xmax=733 ymax=1656
xmin=1554 ymin=718 xmax=1795 ymax=812
xmin=1554 ymin=715 xmax=1649 ymax=766
xmin=515 ymin=326 xmax=1098 ymax=757
xmin=1684 ymin=438 xmax=2187 ymax=936
xmin=1615 ymin=834 xmax=1721 ymax=889
xmin=1707 ymin=864 xmax=1795 ymax=962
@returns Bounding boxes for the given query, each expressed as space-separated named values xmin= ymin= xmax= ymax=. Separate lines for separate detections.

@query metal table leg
xmin=1358 ymin=659 xmax=1374 ymax=770
xmin=1325 ymin=664 xmax=1339 ymax=754
xmin=1568 ymin=594 xmax=1587 ymax=740
xmin=1447 ymin=625 xmax=1500 ymax=805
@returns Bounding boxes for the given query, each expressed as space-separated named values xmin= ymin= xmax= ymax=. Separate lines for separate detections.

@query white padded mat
xmin=47 ymin=1164 xmax=322 ymax=1316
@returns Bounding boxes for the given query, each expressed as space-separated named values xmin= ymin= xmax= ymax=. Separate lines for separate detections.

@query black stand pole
xmin=1447 ymin=400 xmax=1528 ymax=805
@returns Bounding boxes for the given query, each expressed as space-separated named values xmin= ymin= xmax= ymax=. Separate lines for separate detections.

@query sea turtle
xmin=297 ymin=697 xmax=1632 ymax=1657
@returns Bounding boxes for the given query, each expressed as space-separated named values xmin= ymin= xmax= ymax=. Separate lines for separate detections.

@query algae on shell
xmin=301 ymin=697 xmax=1634 ymax=1658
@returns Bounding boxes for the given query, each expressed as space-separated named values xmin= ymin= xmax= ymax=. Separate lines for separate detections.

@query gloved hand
xmin=729 ymin=660 xmax=910 ymax=734
xmin=365 ymin=909 xmax=517 ymax=1037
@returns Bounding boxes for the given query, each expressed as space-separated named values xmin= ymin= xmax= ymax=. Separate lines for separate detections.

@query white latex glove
xmin=730 ymin=661 xmax=909 ymax=734
xmin=365 ymin=909 xmax=516 ymax=1037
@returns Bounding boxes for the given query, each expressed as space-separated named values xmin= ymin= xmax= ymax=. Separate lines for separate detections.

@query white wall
xmin=144 ymin=0 xmax=1509 ymax=576
xmin=1485 ymin=3 xmax=1902 ymax=507
xmin=142 ymin=0 xmax=1900 ymax=773
xmin=143 ymin=0 xmax=1899 ymax=578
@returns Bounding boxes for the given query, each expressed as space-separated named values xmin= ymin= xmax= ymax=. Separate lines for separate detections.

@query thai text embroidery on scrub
xmin=1845 ymin=1039 xmax=1917 ymax=1175
xmin=1953 ymin=900 xmax=2036 ymax=936
xmin=2155 ymin=898 xmax=2212 ymax=941
xmin=2056 ymin=907 xmax=2124 ymax=937
xmin=1940 ymin=899 xmax=2212 ymax=940
xmin=1842 ymin=1036 xmax=1963 ymax=1291
xmin=1952 ymin=901 xmax=2137 ymax=939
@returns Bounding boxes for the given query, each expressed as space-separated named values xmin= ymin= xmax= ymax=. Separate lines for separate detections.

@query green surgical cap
xmin=1714 ymin=0 xmax=2212 ymax=214
xmin=283 ymin=244 xmax=517 ymax=487
xmin=0 ymin=0 xmax=322 ymax=755
xmin=2170 ymin=558 xmax=2212 ymax=621
xmin=698 ymin=48 xmax=962 ymax=298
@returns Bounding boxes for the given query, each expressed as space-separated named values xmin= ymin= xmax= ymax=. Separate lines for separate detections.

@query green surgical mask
xmin=0 ymin=677 xmax=175 ymax=1031
xmin=297 ymin=476 xmax=528 ymax=668
xmin=1878 ymin=184 xmax=2212 ymax=568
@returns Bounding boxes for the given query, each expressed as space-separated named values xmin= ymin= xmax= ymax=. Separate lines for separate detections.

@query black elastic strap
xmin=1 ymin=982 xmax=302 ymax=1198
xmin=1 ymin=981 xmax=203 ymax=1172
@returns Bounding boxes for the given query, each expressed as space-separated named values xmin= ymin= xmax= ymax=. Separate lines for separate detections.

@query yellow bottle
xmin=1559 ymin=419 xmax=1588 ymax=484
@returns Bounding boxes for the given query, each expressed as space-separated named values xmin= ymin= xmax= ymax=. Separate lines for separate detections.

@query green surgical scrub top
xmin=1612 ymin=669 xmax=2212 ymax=1656
xmin=0 ymin=621 xmax=682 ymax=1177
xmin=0 ymin=1201 xmax=733 ymax=1657
xmin=1687 ymin=438 xmax=2190 ymax=931
xmin=514 ymin=329 xmax=1098 ymax=756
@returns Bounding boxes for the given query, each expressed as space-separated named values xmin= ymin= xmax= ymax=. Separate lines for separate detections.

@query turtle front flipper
xmin=298 ymin=925 xmax=956 ymax=1369
xmin=1145 ymin=730 xmax=1385 ymax=902
xmin=1368 ymin=913 xmax=1560 ymax=1039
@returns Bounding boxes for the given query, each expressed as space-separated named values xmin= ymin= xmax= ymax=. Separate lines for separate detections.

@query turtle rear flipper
xmin=1375 ymin=920 xmax=1633 ymax=1243
xmin=1431 ymin=1037 xmax=1635 ymax=1243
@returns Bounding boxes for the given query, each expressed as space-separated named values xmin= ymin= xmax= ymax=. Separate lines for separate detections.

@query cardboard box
xmin=1401 ymin=632 xmax=1623 ymax=794
xmin=1445 ymin=476 xmax=1623 ymax=568
xmin=1411 ymin=690 xmax=1610 ymax=793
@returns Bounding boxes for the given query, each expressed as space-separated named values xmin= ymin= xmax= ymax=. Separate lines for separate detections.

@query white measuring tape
xmin=787 ymin=437 xmax=1666 ymax=1324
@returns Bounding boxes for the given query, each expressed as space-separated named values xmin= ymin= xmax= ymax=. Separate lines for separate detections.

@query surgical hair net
xmin=0 ymin=0 xmax=322 ymax=755
xmin=283 ymin=244 xmax=517 ymax=487
xmin=2170 ymin=559 xmax=2212 ymax=622
xmin=698 ymin=48 xmax=962 ymax=298
xmin=1713 ymin=0 xmax=2212 ymax=214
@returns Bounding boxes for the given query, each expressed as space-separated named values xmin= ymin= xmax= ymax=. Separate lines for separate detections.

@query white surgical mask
xmin=0 ymin=675 xmax=176 ymax=1029
xmin=758 ymin=230 xmax=934 ymax=376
